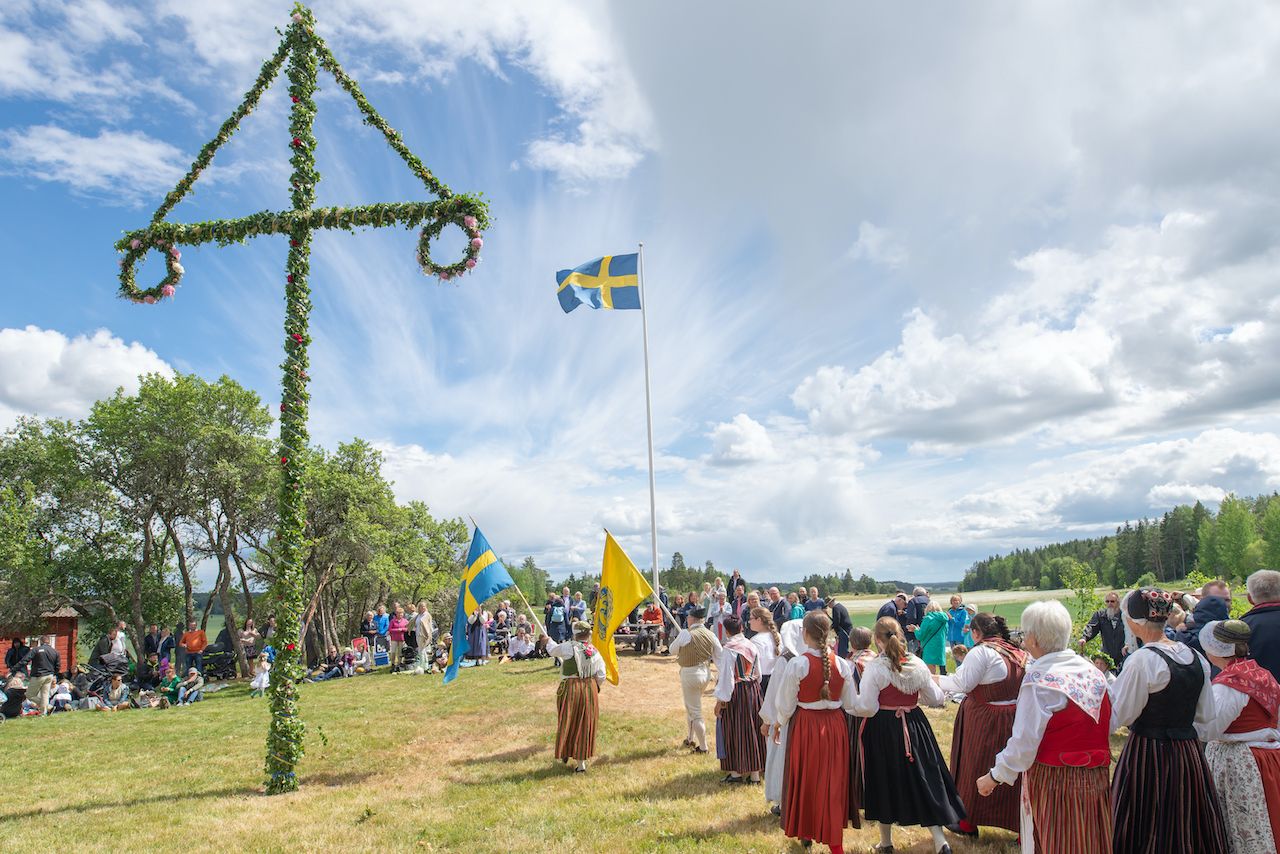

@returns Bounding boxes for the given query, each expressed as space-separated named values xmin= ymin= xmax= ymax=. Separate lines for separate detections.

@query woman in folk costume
xmin=1110 ymin=588 xmax=1228 ymax=854
xmin=846 ymin=625 xmax=876 ymax=831
xmin=772 ymin=612 xmax=859 ymax=853
xmin=853 ymin=617 xmax=964 ymax=854
xmin=547 ymin=620 xmax=606 ymax=773
xmin=975 ymin=600 xmax=1112 ymax=854
xmin=749 ymin=607 xmax=781 ymax=696
xmin=759 ymin=618 xmax=808 ymax=816
xmin=936 ymin=612 xmax=1026 ymax=842
xmin=465 ymin=607 xmax=489 ymax=664
xmin=1196 ymin=619 xmax=1280 ymax=854
xmin=714 ymin=615 xmax=767 ymax=784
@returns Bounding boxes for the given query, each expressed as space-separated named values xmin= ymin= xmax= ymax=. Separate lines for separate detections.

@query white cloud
xmin=848 ymin=221 xmax=908 ymax=269
xmin=0 ymin=125 xmax=186 ymax=203
xmin=156 ymin=0 xmax=655 ymax=186
xmin=0 ymin=326 xmax=173 ymax=426
xmin=709 ymin=414 xmax=774 ymax=464
xmin=793 ymin=212 xmax=1280 ymax=451
xmin=891 ymin=429 xmax=1280 ymax=555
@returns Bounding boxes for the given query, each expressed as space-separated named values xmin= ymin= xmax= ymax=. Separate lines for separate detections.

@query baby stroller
xmin=201 ymin=647 xmax=237 ymax=681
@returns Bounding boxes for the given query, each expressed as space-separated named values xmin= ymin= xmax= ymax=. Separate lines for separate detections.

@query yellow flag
xmin=593 ymin=531 xmax=654 ymax=685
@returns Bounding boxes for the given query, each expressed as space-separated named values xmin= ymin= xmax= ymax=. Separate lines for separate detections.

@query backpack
xmin=551 ymin=605 xmax=565 ymax=623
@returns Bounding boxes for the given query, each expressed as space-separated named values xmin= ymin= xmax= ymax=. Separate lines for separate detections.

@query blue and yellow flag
xmin=444 ymin=526 xmax=515 ymax=684
xmin=556 ymin=253 xmax=641 ymax=312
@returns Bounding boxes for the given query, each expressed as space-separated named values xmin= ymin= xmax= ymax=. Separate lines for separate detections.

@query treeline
xmin=961 ymin=494 xmax=1280 ymax=591
xmin=554 ymin=550 xmax=937 ymax=600
xmin=0 ymin=373 xmax=470 ymax=676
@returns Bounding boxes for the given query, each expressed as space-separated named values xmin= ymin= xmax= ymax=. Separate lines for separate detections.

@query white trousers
xmin=679 ymin=664 xmax=711 ymax=749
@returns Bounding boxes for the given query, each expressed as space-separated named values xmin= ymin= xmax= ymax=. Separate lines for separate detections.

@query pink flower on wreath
xmin=291 ymin=333 xmax=303 ymax=343
xmin=470 ymin=237 xmax=483 ymax=249
xmin=143 ymin=296 xmax=156 ymax=304
xmin=161 ymin=285 xmax=176 ymax=297
xmin=463 ymin=215 xmax=477 ymax=229
xmin=439 ymin=271 xmax=451 ymax=281
xmin=291 ymin=12 xmax=302 ymax=22
xmin=465 ymin=258 xmax=477 ymax=269
xmin=170 ymin=247 xmax=181 ymax=259
xmin=130 ymin=238 xmax=140 ymax=249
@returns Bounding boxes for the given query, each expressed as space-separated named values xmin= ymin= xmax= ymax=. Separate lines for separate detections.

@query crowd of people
xmin=553 ymin=569 xmax=1280 ymax=854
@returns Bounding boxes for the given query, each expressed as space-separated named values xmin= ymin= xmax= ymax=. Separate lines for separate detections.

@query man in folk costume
xmin=547 ymin=620 xmax=606 ymax=773
xmin=669 ymin=605 xmax=722 ymax=754
xmin=976 ymin=600 xmax=1111 ymax=854
xmin=936 ymin=612 xmax=1027 ymax=842
xmin=852 ymin=617 xmax=963 ymax=854
xmin=759 ymin=618 xmax=808 ymax=815
xmin=1196 ymin=619 xmax=1280 ymax=854
xmin=714 ymin=615 xmax=766 ymax=784
xmin=773 ymin=611 xmax=860 ymax=853
xmin=1109 ymin=588 xmax=1228 ymax=854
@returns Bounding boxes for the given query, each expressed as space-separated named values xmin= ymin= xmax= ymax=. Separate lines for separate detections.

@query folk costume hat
xmin=689 ymin=606 xmax=707 ymax=619
xmin=1199 ymin=619 xmax=1251 ymax=658
xmin=1123 ymin=587 xmax=1174 ymax=624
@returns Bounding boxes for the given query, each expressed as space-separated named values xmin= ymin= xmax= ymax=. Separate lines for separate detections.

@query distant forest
xmin=959 ymin=493 xmax=1280 ymax=591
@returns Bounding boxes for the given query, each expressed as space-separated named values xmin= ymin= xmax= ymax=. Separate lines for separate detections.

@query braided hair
xmin=750 ymin=606 xmax=781 ymax=656
xmin=802 ymin=611 xmax=834 ymax=699
xmin=970 ymin=612 xmax=1011 ymax=643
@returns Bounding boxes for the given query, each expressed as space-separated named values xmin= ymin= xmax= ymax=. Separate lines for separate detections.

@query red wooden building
xmin=1 ymin=607 xmax=80 ymax=671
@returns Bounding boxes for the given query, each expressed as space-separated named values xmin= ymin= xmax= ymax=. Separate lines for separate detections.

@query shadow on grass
xmin=653 ymin=812 xmax=778 ymax=845
xmin=308 ymin=769 xmax=378 ymax=788
xmin=621 ymin=767 xmax=738 ymax=800
xmin=0 ymin=784 xmax=255 ymax=824
xmin=592 ymin=746 xmax=673 ymax=767
xmin=462 ymin=743 xmax=547 ymax=765
xmin=450 ymin=762 xmax=568 ymax=786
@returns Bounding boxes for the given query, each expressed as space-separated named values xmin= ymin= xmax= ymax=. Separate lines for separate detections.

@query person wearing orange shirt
xmin=180 ymin=620 xmax=208 ymax=674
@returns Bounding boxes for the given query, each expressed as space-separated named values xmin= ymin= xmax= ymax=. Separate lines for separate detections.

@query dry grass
xmin=0 ymin=655 xmax=1032 ymax=853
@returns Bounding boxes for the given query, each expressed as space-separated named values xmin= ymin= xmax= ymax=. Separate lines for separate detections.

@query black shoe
xmin=720 ymin=774 xmax=743 ymax=784
xmin=770 ymin=804 xmax=781 ymax=816
xmin=691 ymin=747 xmax=708 ymax=754
xmin=937 ymin=846 xmax=952 ymax=854
xmin=944 ymin=823 xmax=978 ymax=838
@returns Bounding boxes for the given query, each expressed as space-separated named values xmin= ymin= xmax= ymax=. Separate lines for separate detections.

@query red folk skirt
xmin=949 ymin=697 xmax=1020 ymax=831
xmin=782 ymin=707 xmax=850 ymax=847
xmin=1025 ymin=762 xmax=1111 ymax=854
xmin=1254 ymin=746 xmax=1280 ymax=848
xmin=555 ymin=677 xmax=599 ymax=761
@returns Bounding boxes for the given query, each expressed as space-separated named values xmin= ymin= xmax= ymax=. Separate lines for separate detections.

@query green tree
xmin=1215 ymin=495 xmax=1259 ymax=579
xmin=1262 ymin=498 xmax=1280 ymax=570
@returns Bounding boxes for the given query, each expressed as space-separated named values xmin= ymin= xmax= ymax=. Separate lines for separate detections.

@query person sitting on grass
xmin=50 ymin=679 xmax=74 ymax=713
xmin=97 ymin=673 xmax=131 ymax=712
xmin=177 ymin=667 xmax=204 ymax=705
xmin=307 ymin=646 xmax=343 ymax=682
xmin=137 ymin=652 xmax=161 ymax=690
xmin=351 ymin=644 xmax=371 ymax=674
xmin=340 ymin=647 xmax=357 ymax=677
xmin=159 ymin=665 xmax=181 ymax=707
xmin=250 ymin=653 xmax=271 ymax=697
xmin=1 ymin=673 xmax=26 ymax=719
xmin=505 ymin=627 xmax=536 ymax=661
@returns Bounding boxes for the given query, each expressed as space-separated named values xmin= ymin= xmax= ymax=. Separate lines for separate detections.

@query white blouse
xmin=1195 ymin=683 xmax=1280 ymax=747
xmin=547 ymin=641 xmax=606 ymax=683
xmin=772 ymin=649 xmax=858 ymax=727
xmin=988 ymin=650 xmax=1082 ymax=785
xmin=714 ymin=643 xmax=758 ymax=702
xmin=750 ymin=632 xmax=780 ymax=676
xmin=1108 ymin=642 xmax=1215 ymax=733
xmin=851 ymin=655 xmax=945 ymax=717
xmin=937 ymin=643 xmax=1011 ymax=701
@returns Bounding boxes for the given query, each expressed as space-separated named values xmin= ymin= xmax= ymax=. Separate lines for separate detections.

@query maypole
xmin=113 ymin=3 xmax=491 ymax=793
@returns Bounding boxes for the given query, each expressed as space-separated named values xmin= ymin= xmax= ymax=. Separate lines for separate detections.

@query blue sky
xmin=3 ymin=1 xmax=1280 ymax=587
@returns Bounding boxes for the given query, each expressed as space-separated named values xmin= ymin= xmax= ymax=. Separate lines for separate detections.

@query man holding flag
xmin=444 ymin=526 xmax=516 ymax=685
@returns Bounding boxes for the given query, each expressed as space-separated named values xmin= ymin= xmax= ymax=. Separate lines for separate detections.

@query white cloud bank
xmin=0 ymin=326 xmax=173 ymax=427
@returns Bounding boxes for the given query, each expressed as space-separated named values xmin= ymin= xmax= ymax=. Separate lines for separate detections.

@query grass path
xmin=0 ymin=654 xmax=1031 ymax=853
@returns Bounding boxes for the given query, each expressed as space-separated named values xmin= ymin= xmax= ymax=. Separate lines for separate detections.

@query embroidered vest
xmin=878 ymin=682 xmax=918 ymax=709
xmin=797 ymin=651 xmax=845 ymax=703
xmin=970 ymin=640 xmax=1026 ymax=705
xmin=1226 ymin=697 xmax=1277 ymax=734
xmin=1036 ymin=693 xmax=1112 ymax=767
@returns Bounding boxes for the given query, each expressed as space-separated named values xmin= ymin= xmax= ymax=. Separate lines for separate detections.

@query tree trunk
xmin=165 ymin=517 xmax=195 ymax=625
xmin=215 ymin=552 xmax=251 ymax=677
xmin=232 ymin=548 xmax=255 ymax=624
xmin=130 ymin=519 xmax=152 ymax=662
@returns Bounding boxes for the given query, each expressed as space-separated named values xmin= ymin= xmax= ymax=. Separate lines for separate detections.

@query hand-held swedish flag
xmin=556 ymin=253 xmax=641 ymax=312
xmin=444 ymin=525 xmax=515 ymax=684
xmin=593 ymin=530 xmax=654 ymax=685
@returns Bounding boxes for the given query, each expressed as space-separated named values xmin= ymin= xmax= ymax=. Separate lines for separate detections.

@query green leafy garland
xmin=114 ymin=3 xmax=491 ymax=794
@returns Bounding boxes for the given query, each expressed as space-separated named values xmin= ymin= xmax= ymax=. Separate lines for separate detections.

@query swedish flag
xmin=556 ymin=253 xmax=641 ymax=312
xmin=443 ymin=526 xmax=515 ymax=684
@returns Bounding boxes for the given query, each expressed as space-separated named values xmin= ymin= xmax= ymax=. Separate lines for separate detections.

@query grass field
xmin=0 ymin=652 xmax=1053 ymax=853
xmin=837 ymin=588 xmax=1082 ymax=629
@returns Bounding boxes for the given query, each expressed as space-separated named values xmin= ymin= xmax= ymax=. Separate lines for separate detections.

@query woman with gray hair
xmin=1108 ymin=588 xmax=1228 ymax=854
xmin=1196 ymin=619 xmax=1280 ymax=854
xmin=976 ymin=600 xmax=1110 ymax=853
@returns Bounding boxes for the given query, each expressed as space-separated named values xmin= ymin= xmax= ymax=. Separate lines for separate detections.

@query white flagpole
xmin=637 ymin=243 xmax=661 ymax=605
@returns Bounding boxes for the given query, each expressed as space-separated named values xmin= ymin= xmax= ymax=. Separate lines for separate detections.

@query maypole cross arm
xmin=112 ymin=2 xmax=492 ymax=795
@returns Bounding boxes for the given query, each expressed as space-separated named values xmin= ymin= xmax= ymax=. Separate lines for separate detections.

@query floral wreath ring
xmin=417 ymin=206 xmax=485 ymax=282
xmin=118 ymin=234 xmax=185 ymax=304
